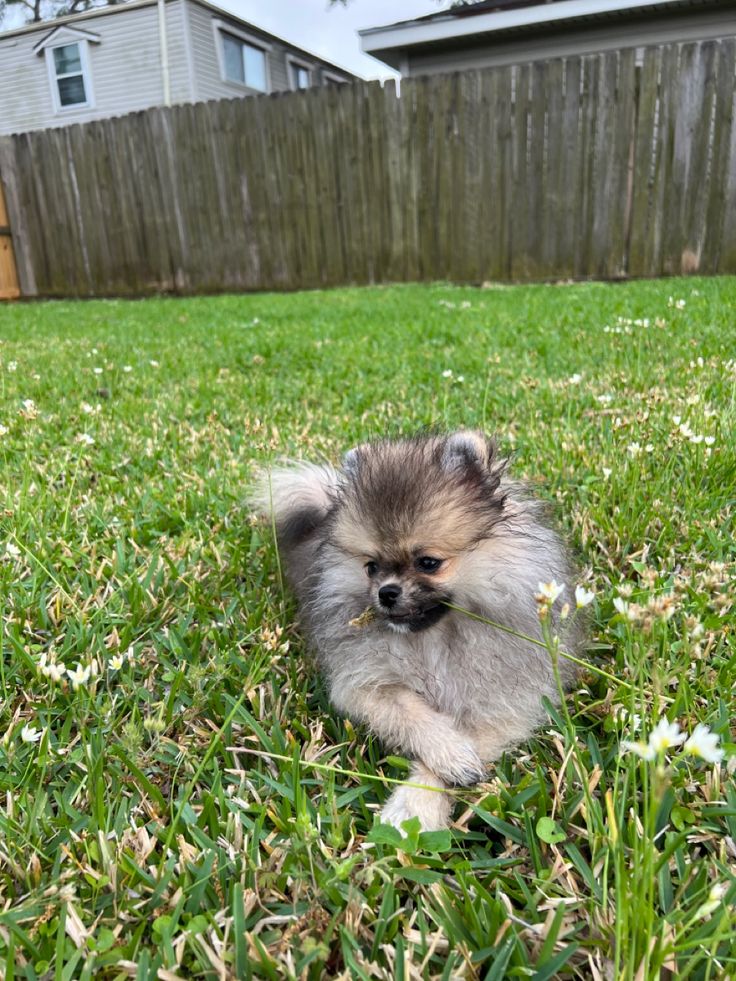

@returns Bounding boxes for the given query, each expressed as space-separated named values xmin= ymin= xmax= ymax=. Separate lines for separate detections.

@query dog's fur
xmin=254 ymin=431 xmax=583 ymax=829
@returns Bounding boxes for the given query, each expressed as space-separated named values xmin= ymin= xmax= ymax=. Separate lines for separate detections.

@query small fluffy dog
xmin=256 ymin=431 xmax=582 ymax=830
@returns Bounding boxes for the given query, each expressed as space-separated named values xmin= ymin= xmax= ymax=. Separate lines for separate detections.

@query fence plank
xmin=703 ymin=39 xmax=736 ymax=273
xmin=510 ymin=63 xmax=531 ymax=281
xmin=664 ymin=42 xmax=717 ymax=275
xmin=654 ymin=44 xmax=681 ymax=276
xmin=718 ymin=44 xmax=736 ymax=275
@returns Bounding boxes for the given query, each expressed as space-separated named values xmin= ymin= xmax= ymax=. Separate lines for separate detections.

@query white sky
xmin=0 ymin=0 xmax=450 ymax=79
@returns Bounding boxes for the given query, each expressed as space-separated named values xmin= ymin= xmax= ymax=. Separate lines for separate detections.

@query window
xmin=221 ymin=33 xmax=267 ymax=91
xmin=290 ymin=62 xmax=310 ymax=90
xmin=50 ymin=42 xmax=90 ymax=108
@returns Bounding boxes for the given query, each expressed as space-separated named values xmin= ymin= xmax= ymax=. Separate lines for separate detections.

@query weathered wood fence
xmin=1 ymin=38 xmax=735 ymax=297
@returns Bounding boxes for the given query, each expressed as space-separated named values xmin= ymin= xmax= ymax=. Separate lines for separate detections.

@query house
xmin=0 ymin=0 xmax=355 ymax=136
xmin=359 ymin=0 xmax=736 ymax=76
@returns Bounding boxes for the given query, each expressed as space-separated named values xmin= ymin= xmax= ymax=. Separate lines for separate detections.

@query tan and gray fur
xmin=254 ymin=431 xmax=583 ymax=830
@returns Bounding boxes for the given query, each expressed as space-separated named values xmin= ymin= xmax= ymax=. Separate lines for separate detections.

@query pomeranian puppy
xmin=255 ymin=431 xmax=583 ymax=830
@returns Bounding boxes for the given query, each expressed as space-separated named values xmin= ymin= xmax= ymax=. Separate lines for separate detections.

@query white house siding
xmin=404 ymin=9 xmax=736 ymax=76
xmin=0 ymin=0 xmax=355 ymax=135
xmin=0 ymin=1 xmax=190 ymax=135
xmin=184 ymin=0 xmax=349 ymax=101
xmin=186 ymin=1 xmax=276 ymax=101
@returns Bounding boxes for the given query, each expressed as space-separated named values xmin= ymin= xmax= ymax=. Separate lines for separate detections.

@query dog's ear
xmin=442 ymin=431 xmax=492 ymax=473
xmin=342 ymin=446 xmax=362 ymax=477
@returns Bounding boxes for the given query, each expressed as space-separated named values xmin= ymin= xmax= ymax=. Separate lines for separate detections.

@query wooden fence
xmin=1 ymin=38 xmax=735 ymax=297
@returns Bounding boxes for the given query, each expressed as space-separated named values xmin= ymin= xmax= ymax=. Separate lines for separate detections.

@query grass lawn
xmin=0 ymin=278 xmax=734 ymax=980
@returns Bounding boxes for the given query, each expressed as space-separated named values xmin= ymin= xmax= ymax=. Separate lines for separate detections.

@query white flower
xmin=109 ymin=654 xmax=125 ymax=671
xmin=67 ymin=663 xmax=91 ymax=690
xmin=81 ymin=402 xmax=94 ymax=414
xmin=38 ymin=653 xmax=65 ymax=682
xmin=456 ymin=375 xmax=465 ymax=383
xmin=93 ymin=367 xmax=103 ymax=375
xmin=536 ymin=580 xmax=565 ymax=604
xmin=149 ymin=360 xmax=160 ymax=368
xmin=672 ymin=415 xmax=681 ymax=425
xmin=7 ymin=361 xmax=17 ymax=372
xmin=648 ymin=718 xmax=686 ymax=754
xmin=689 ymin=434 xmax=704 ymax=445
xmin=696 ymin=882 xmax=728 ymax=919
xmin=627 ymin=442 xmax=642 ymax=458
xmin=76 ymin=433 xmax=95 ymax=446
xmin=4 ymin=541 xmax=20 ymax=559
xmin=0 ymin=425 xmax=7 ymax=437
xmin=596 ymin=394 xmax=613 ymax=404
xmin=621 ymin=739 xmax=655 ymax=761
xmin=704 ymin=436 xmax=715 ymax=446
xmin=20 ymin=399 xmax=37 ymax=417
xmin=575 ymin=585 xmax=595 ymax=608
xmin=21 ymin=724 xmax=43 ymax=744
xmin=676 ymin=299 xmax=686 ymax=310
xmin=442 ymin=369 xmax=453 ymax=378
xmin=568 ymin=373 xmax=583 ymax=385
xmin=644 ymin=444 xmax=654 ymax=453
xmin=613 ymin=597 xmax=630 ymax=616
xmin=602 ymin=467 xmax=612 ymax=479
xmin=122 ymin=365 xmax=132 ymax=373
xmin=683 ymin=724 xmax=724 ymax=764
xmin=46 ymin=662 xmax=65 ymax=683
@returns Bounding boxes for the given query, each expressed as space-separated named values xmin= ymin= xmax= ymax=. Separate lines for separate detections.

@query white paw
xmin=381 ymin=785 xmax=453 ymax=832
xmin=423 ymin=739 xmax=485 ymax=788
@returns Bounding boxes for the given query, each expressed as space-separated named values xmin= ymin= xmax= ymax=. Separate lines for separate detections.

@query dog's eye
xmin=364 ymin=560 xmax=379 ymax=577
xmin=416 ymin=556 xmax=443 ymax=573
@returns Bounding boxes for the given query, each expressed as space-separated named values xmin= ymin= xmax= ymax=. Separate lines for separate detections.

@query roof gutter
xmin=359 ymin=0 xmax=693 ymax=52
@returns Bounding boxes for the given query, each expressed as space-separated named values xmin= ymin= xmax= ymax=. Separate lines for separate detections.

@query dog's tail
xmin=251 ymin=462 xmax=340 ymax=549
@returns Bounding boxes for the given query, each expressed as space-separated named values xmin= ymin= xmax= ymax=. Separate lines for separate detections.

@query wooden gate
xmin=0 ymin=177 xmax=20 ymax=300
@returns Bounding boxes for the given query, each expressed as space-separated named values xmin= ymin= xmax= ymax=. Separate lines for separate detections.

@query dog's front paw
xmin=423 ymin=740 xmax=486 ymax=788
xmin=381 ymin=785 xmax=452 ymax=832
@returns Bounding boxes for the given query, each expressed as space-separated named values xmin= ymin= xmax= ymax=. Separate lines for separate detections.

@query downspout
xmin=158 ymin=0 xmax=171 ymax=106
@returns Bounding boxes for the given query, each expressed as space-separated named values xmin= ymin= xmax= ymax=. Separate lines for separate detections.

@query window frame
xmin=213 ymin=20 xmax=271 ymax=94
xmin=44 ymin=39 xmax=95 ymax=114
xmin=286 ymin=56 xmax=312 ymax=91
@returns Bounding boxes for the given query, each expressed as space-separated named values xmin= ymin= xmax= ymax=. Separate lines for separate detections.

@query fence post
xmin=0 ymin=137 xmax=38 ymax=297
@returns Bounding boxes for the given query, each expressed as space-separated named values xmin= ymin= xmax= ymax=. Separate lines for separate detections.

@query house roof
xmin=359 ymin=0 xmax=724 ymax=63
xmin=0 ymin=0 xmax=358 ymax=78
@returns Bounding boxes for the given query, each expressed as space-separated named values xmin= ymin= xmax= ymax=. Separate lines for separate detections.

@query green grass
xmin=0 ymin=278 xmax=734 ymax=980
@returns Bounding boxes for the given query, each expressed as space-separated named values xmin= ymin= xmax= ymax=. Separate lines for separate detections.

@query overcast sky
xmin=0 ymin=0 xmax=449 ymax=79
xmin=215 ymin=0 xmax=449 ymax=79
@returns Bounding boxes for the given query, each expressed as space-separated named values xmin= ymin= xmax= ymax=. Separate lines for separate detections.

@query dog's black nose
xmin=378 ymin=584 xmax=402 ymax=608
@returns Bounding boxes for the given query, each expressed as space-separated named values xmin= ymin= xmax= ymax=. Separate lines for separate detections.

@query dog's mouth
xmin=384 ymin=603 xmax=448 ymax=633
